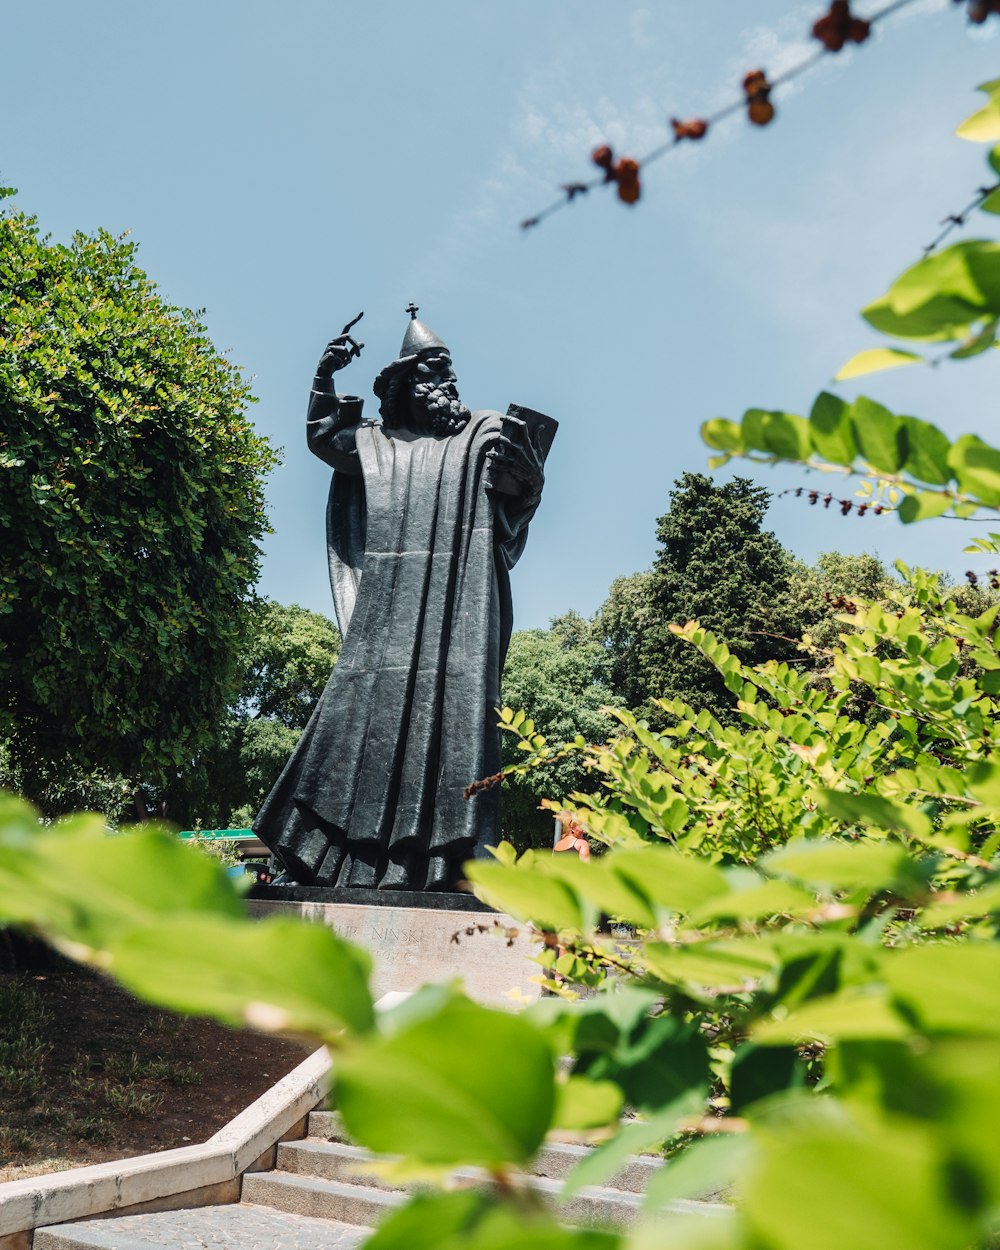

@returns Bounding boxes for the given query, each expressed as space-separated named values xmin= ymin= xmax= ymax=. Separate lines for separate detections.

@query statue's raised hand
xmin=315 ymin=312 xmax=365 ymax=383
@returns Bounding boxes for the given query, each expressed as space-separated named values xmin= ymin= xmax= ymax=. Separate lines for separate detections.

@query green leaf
xmin=643 ymin=1133 xmax=751 ymax=1206
xmin=863 ymin=292 xmax=977 ymax=343
xmin=730 ymin=1044 xmax=803 ymax=1113
xmin=109 ymin=915 xmax=374 ymax=1037
xmin=980 ymin=669 xmax=1000 ymax=694
xmin=957 ymin=82 xmax=1000 ymax=142
xmin=889 ymin=242 xmax=1000 ymax=316
xmin=567 ymin=997 xmax=711 ymax=1115
xmin=753 ymin=991 xmax=908 ymax=1044
xmin=897 ymin=491 xmax=953 ymax=524
xmin=689 ymin=880 xmax=819 ymax=925
xmin=834 ymin=348 xmax=922 ymax=381
xmin=982 ymin=187 xmax=1000 ymax=215
xmin=610 ymin=847 xmax=730 ymax=915
xmin=898 ymin=416 xmax=953 ymax=486
xmin=742 ymin=1108 xmax=975 ymax=1250
xmin=808 ymin=391 xmax=856 ymax=464
xmin=364 ymin=1190 xmax=621 ymax=1250
xmin=466 ymin=861 xmax=584 ymax=932
xmin=862 ymin=242 xmax=1000 ymax=342
xmin=963 ymin=531 xmax=1000 ymax=554
xmin=850 ymin=396 xmax=904 ymax=473
xmin=761 ymin=838 xmax=914 ymax=894
xmin=0 ymin=822 xmax=244 ymax=953
xmin=553 ymin=1076 xmax=624 ymax=1130
xmin=949 ymin=316 xmax=999 ymax=358
xmin=643 ymin=940 xmax=777 ymax=990
xmin=363 ymin=1192 xmax=493 ymax=1250
xmin=701 ymin=419 xmax=745 ymax=453
xmin=540 ymin=857 xmax=657 ymax=928
xmin=742 ymin=410 xmax=811 ymax=461
xmin=966 ymin=758 xmax=1000 ymax=806
xmin=917 ymin=881 xmax=1000 ymax=928
xmin=562 ymin=1096 xmax=701 ymax=1196
xmin=947 ymin=434 xmax=1000 ymax=507
xmin=334 ymin=992 xmax=555 ymax=1166
xmin=817 ymin=791 xmax=932 ymax=840
xmin=885 ymin=944 xmax=1000 ymax=1035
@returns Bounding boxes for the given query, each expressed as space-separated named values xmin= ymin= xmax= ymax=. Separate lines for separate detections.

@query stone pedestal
xmin=246 ymin=886 xmax=541 ymax=1007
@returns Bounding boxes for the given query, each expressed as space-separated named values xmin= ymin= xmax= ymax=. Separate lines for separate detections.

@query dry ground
xmin=0 ymin=953 xmax=312 ymax=1183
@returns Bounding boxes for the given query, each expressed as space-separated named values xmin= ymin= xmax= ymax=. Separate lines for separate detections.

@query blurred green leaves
xmin=335 ymin=990 xmax=555 ymax=1166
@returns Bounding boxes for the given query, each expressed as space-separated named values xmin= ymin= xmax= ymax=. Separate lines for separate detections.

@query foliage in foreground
xmin=0 ymin=195 xmax=277 ymax=806
xmin=4 ymin=534 xmax=1000 ymax=1248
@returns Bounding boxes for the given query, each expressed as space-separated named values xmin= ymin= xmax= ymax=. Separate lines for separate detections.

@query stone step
xmin=305 ymin=1110 xmax=676 ymax=1194
xmin=307 ymin=1109 xmax=346 ymax=1139
xmin=282 ymin=1135 xmax=659 ymax=1195
xmin=278 ymin=1139 xmax=408 ymax=1190
xmin=241 ymin=1170 xmax=407 ymax=1226
xmin=33 ymin=1203 xmax=370 ymax=1250
xmin=248 ymin=1160 xmax=725 ymax=1231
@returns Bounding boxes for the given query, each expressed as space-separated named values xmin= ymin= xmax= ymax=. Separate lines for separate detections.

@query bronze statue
xmin=254 ymin=309 xmax=556 ymax=891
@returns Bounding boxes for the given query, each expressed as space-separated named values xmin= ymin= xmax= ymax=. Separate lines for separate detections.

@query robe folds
xmin=253 ymin=389 xmax=543 ymax=890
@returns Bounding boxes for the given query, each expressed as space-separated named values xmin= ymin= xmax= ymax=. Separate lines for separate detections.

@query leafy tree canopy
xmin=236 ymin=600 xmax=342 ymax=728
xmin=163 ymin=601 xmax=341 ymax=830
xmin=589 ymin=570 xmax=655 ymax=711
xmin=500 ymin=617 xmax=616 ymax=850
xmin=0 ymin=203 xmax=277 ymax=806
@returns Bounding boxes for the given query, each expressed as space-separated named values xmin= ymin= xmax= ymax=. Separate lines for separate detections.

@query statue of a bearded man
xmin=253 ymin=309 xmax=556 ymax=891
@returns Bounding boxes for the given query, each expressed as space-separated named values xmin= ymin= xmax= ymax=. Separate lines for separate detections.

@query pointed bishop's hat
xmin=374 ymin=305 xmax=449 ymax=411
xmin=399 ymin=307 xmax=447 ymax=357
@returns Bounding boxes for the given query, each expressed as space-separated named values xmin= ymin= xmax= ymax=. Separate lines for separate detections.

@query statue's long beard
xmin=411 ymin=380 xmax=471 ymax=435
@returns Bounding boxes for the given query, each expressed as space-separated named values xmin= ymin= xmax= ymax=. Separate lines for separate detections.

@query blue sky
xmin=6 ymin=2 xmax=999 ymax=629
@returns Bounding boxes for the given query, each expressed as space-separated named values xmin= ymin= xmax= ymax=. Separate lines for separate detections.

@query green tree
xmin=781 ymin=551 xmax=898 ymax=651
xmin=500 ymin=616 xmax=616 ymax=850
xmin=236 ymin=601 xmax=342 ymax=726
xmin=163 ymin=602 xmax=341 ymax=829
xmin=634 ymin=474 xmax=801 ymax=722
xmin=590 ymin=570 xmax=655 ymax=709
xmin=0 ymin=194 xmax=277 ymax=811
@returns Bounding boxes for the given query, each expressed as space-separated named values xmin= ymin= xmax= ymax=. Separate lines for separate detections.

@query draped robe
xmin=253 ymin=386 xmax=546 ymax=890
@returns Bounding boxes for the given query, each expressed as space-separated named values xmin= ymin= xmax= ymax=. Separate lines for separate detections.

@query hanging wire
xmin=519 ymin=0 xmax=950 ymax=231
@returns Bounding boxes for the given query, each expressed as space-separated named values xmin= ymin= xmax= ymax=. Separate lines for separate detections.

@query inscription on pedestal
xmin=246 ymin=898 xmax=541 ymax=1006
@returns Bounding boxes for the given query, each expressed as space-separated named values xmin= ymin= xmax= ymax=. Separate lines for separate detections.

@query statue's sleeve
xmin=306 ymin=388 xmax=365 ymax=475
xmin=493 ymin=492 xmax=540 ymax=571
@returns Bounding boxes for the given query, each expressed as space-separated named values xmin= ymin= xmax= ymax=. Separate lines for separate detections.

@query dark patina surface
xmin=254 ymin=309 xmax=556 ymax=891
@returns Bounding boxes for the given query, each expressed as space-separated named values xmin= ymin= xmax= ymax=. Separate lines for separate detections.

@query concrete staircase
xmin=33 ymin=1110 xmax=727 ymax=1249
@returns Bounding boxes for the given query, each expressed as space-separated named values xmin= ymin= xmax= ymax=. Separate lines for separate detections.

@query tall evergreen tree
xmin=637 ymin=473 xmax=800 ymax=721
